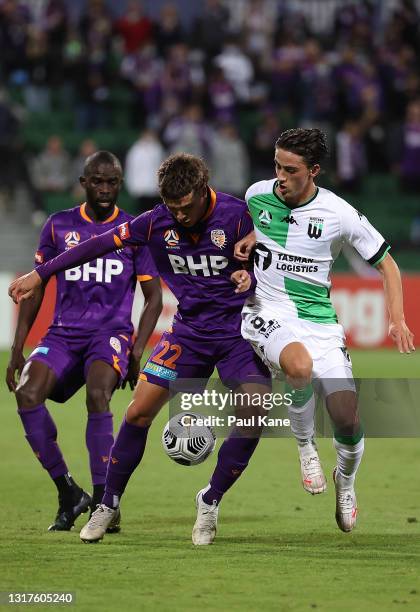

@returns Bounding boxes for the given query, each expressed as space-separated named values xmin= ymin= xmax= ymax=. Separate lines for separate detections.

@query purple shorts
xmin=27 ymin=330 xmax=132 ymax=403
xmin=141 ymin=319 xmax=270 ymax=391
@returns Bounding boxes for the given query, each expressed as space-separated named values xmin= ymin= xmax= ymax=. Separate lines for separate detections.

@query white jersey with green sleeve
xmin=246 ymin=179 xmax=390 ymax=324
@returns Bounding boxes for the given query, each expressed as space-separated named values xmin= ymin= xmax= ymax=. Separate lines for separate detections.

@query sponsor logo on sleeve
xmin=210 ymin=229 xmax=227 ymax=249
xmin=35 ymin=251 xmax=44 ymax=264
xmin=118 ymin=222 xmax=131 ymax=241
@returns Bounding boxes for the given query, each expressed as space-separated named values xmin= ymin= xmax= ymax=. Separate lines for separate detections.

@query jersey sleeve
xmin=135 ymin=246 xmax=159 ymax=282
xmin=113 ymin=211 xmax=151 ymax=248
xmin=236 ymin=207 xmax=254 ymax=241
xmin=34 ymin=216 xmax=58 ymax=266
xmin=339 ymin=202 xmax=390 ymax=267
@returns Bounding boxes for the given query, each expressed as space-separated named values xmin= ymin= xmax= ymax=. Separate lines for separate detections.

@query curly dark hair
xmin=158 ymin=153 xmax=209 ymax=201
xmin=84 ymin=150 xmax=122 ymax=176
xmin=275 ymin=128 xmax=329 ymax=167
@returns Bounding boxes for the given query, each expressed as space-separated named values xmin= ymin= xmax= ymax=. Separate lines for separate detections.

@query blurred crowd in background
xmin=0 ymin=0 xmax=419 ymax=249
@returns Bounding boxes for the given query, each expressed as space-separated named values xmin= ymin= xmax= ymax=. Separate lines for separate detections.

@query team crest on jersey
xmin=110 ymin=337 xmax=122 ymax=354
xmin=258 ymin=210 xmax=272 ymax=226
xmin=64 ymin=231 xmax=81 ymax=249
xmin=35 ymin=250 xmax=44 ymax=263
xmin=210 ymin=229 xmax=227 ymax=249
xmin=307 ymin=217 xmax=324 ymax=239
xmin=117 ymin=222 xmax=130 ymax=241
xmin=164 ymin=229 xmax=180 ymax=248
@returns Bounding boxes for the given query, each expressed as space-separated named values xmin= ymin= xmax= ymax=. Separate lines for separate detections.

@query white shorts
xmin=241 ymin=301 xmax=356 ymax=397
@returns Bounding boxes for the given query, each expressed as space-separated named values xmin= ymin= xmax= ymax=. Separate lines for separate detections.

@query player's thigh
xmin=16 ymin=359 xmax=57 ymax=407
xmin=141 ymin=326 xmax=214 ymax=390
xmin=126 ymin=379 xmax=170 ymax=426
xmin=84 ymin=333 xmax=132 ymax=390
xmin=241 ymin=308 xmax=312 ymax=379
xmin=216 ymin=334 xmax=271 ymax=388
xmin=85 ymin=360 xmax=120 ymax=413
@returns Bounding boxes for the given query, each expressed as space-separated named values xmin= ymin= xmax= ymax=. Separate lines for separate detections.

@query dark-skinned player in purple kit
xmin=6 ymin=151 xmax=162 ymax=531
xmin=9 ymin=153 xmax=271 ymax=546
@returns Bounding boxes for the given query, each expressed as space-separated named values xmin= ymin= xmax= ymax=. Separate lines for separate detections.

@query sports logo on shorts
xmin=164 ymin=229 xmax=180 ymax=248
xmin=110 ymin=337 xmax=122 ymax=354
xmin=211 ymin=229 xmax=227 ymax=249
xmin=258 ymin=210 xmax=272 ymax=226
xmin=35 ymin=250 xmax=44 ymax=264
xmin=307 ymin=217 xmax=324 ymax=239
xmin=117 ymin=222 xmax=131 ymax=241
xmin=64 ymin=231 xmax=81 ymax=249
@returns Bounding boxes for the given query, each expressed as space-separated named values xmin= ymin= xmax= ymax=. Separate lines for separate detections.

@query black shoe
xmin=88 ymin=504 xmax=121 ymax=534
xmin=48 ymin=490 xmax=92 ymax=531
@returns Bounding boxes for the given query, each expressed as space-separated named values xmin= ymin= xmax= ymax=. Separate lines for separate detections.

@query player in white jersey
xmin=236 ymin=128 xmax=415 ymax=532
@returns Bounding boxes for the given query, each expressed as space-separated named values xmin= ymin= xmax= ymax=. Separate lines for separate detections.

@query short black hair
xmin=158 ymin=153 xmax=209 ymax=201
xmin=275 ymin=128 xmax=328 ymax=167
xmin=84 ymin=151 xmax=122 ymax=176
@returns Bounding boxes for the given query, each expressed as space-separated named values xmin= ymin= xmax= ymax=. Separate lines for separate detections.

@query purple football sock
xmin=86 ymin=411 xmax=114 ymax=487
xmin=202 ymin=434 xmax=260 ymax=505
xmin=18 ymin=404 xmax=68 ymax=480
xmin=102 ymin=418 xmax=149 ymax=509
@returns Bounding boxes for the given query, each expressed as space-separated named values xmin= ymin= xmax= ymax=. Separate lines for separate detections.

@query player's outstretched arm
xmin=122 ymin=277 xmax=163 ymax=390
xmin=8 ymin=228 xmax=120 ymax=304
xmin=6 ymin=284 xmax=45 ymax=391
xmin=8 ymin=270 xmax=42 ymax=304
xmin=376 ymin=254 xmax=415 ymax=353
xmin=234 ymin=231 xmax=256 ymax=262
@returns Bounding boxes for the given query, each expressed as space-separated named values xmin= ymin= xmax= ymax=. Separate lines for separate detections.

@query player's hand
xmin=389 ymin=320 xmax=415 ymax=354
xmin=8 ymin=271 xmax=42 ymax=304
xmin=234 ymin=231 xmax=256 ymax=262
xmin=231 ymin=270 xmax=251 ymax=294
xmin=122 ymin=350 xmax=142 ymax=390
xmin=6 ymin=349 xmax=26 ymax=392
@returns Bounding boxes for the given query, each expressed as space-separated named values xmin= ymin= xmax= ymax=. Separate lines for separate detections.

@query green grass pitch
xmin=1 ymin=349 xmax=420 ymax=611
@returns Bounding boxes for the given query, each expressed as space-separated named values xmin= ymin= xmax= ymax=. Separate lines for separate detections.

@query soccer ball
xmin=162 ymin=412 xmax=216 ymax=466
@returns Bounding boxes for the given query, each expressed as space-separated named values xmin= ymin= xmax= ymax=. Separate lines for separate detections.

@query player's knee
xmin=284 ymin=356 xmax=313 ymax=382
xmin=86 ymin=387 xmax=112 ymax=413
xmin=15 ymin=385 xmax=43 ymax=408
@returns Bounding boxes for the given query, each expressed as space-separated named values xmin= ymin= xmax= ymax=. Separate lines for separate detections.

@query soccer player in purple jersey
xmin=6 ymin=151 xmax=162 ymax=531
xmin=10 ymin=153 xmax=271 ymax=545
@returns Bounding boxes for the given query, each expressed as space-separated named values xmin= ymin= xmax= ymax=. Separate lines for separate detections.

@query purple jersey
xmin=36 ymin=203 xmax=158 ymax=337
xmin=114 ymin=189 xmax=254 ymax=335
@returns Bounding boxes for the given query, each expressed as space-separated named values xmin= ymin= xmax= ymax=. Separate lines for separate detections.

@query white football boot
xmin=333 ymin=467 xmax=358 ymax=532
xmin=298 ymin=440 xmax=327 ymax=495
xmin=192 ymin=487 xmax=219 ymax=545
xmin=80 ymin=504 xmax=119 ymax=543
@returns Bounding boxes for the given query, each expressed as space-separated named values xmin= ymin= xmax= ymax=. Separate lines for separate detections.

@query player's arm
xmin=234 ymin=230 xmax=256 ymax=262
xmin=8 ymin=214 xmax=150 ymax=303
xmin=123 ymin=277 xmax=163 ymax=390
xmin=232 ymin=207 xmax=257 ymax=290
xmin=6 ymin=284 xmax=46 ymax=392
xmin=376 ymin=253 xmax=415 ymax=354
